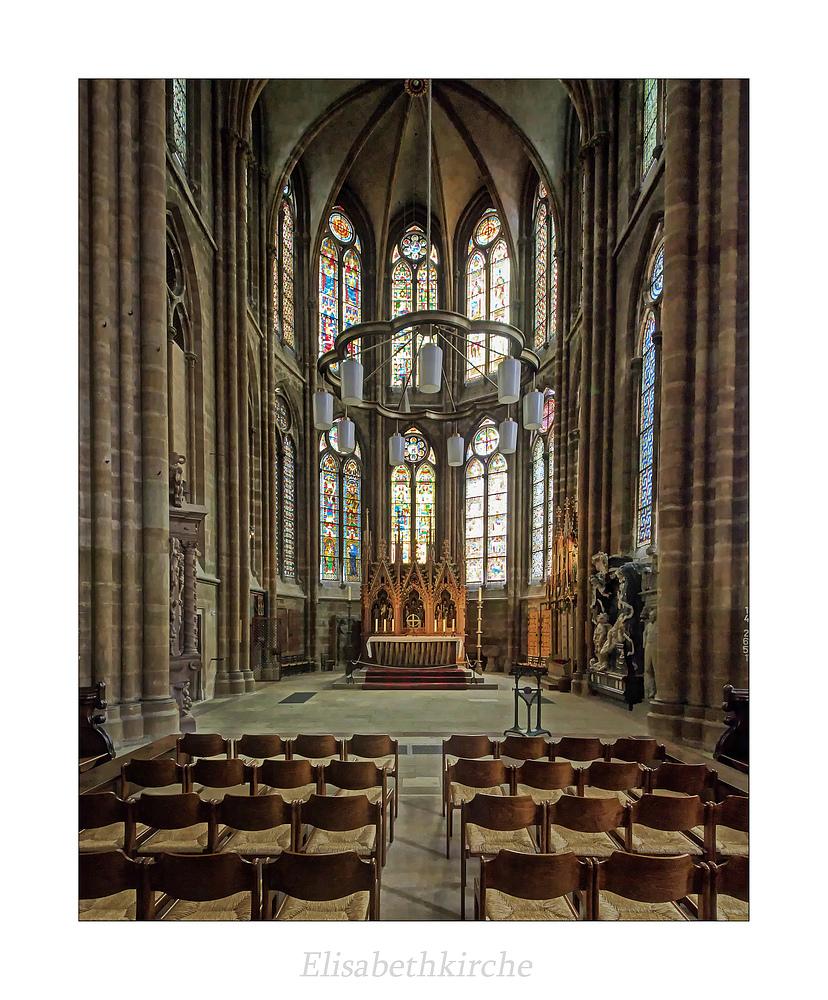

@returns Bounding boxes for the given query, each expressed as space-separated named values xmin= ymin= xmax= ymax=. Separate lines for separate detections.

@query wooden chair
xmin=79 ymin=791 xmax=131 ymax=853
xmin=189 ymin=758 xmax=256 ymax=801
xmin=603 ymin=736 xmax=665 ymax=765
xmin=459 ymin=794 xmax=545 ymax=919
xmin=253 ymin=758 xmax=322 ymax=802
xmin=577 ymin=760 xmax=648 ymax=805
xmin=343 ymin=734 xmax=400 ymax=817
xmin=215 ymin=792 xmax=296 ymax=858
xmin=297 ymin=793 xmax=384 ymax=891
xmin=289 ymin=734 xmax=344 ymax=767
xmin=709 ymin=854 xmax=748 ymax=920
xmin=646 ymin=761 xmax=718 ymax=801
xmin=141 ymin=851 xmax=261 ymax=920
xmin=176 ymin=733 xmax=232 ymax=764
xmin=547 ymin=793 xmax=629 ymax=858
xmin=120 ymin=758 xmax=190 ymax=799
xmin=262 ymin=850 xmax=378 ymax=920
xmin=234 ymin=734 xmax=290 ymax=766
xmin=591 ymin=851 xmax=711 ymax=920
xmin=128 ymin=792 xmax=218 ymax=857
xmin=445 ymin=758 xmax=509 ymax=857
xmin=549 ymin=736 xmax=604 ymax=768
xmin=498 ymin=735 xmax=553 ymax=764
xmin=441 ymin=735 xmax=500 ymax=816
xmin=474 ymin=850 xmax=592 ymax=921
xmin=626 ymin=793 xmax=707 ymax=857
xmin=79 ymin=849 xmax=146 ymax=920
xmin=510 ymin=760 xmax=578 ymax=804
xmin=322 ymin=759 xmax=394 ymax=865
xmin=708 ymin=794 xmax=748 ymax=859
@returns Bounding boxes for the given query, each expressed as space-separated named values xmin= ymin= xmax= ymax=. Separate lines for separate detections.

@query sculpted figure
xmin=643 ymin=610 xmax=658 ymax=699
xmin=590 ymin=613 xmax=612 ymax=671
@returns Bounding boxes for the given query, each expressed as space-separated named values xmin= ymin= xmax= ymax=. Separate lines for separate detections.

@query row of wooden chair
xmin=473 ymin=849 xmax=748 ymax=921
xmin=79 ymin=849 xmax=379 ymax=920
xmin=454 ymin=792 xmax=748 ymax=915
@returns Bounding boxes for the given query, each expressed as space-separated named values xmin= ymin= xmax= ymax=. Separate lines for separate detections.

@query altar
xmin=365 ymin=634 xmax=464 ymax=667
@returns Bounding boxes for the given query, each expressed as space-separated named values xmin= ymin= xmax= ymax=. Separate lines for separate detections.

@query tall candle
xmin=478 ymin=586 xmax=482 ymax=602
xmin=348 ymin=585 xmax=352 ymax=602
xmin=442 ymin=618 xmax=446 ymax=632
xmin=374 ymin=619 xmax=379 ymax=631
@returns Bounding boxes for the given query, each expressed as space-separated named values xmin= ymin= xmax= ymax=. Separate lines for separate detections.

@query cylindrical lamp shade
xmin=389 ymin=433 xmax=406 ymax=466
xmin=313 ymin=391 xmax=334 ymax=430
xmin=417 ymin=342 xmax=443 ymax=393
xmin=339 ymin=358 xmax=364 ymax=405
xmin=338 ymin=417 xmax=355 ymax=453
xmin=523 ymin=389 xmax=544 ymax=430
xmin=497 ymin=357 xmax=520 ymax=404
xmin=499 ymin=417 xmax=518 ymax=454
xmin=447 ymin=434 xmax=465 ymax=467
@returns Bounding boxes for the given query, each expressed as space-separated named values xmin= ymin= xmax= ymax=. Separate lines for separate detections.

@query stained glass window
xmin=172 ymin=79 xmax=187 ymax=166
xmin=465 ymin=421 xmax=508 ymax=583
xmin=390 ymin=426 xmax=436 ymax=561
xmin=279 ymin=201 xmax=295 ymax=349
xmin=282 ymin=437 xmax=296 ymax=577
xmin=525 ymin=392 xmax=555 ymax=582
xmin=534 ymin=183 xmax=558 ymax=350
xmin=388 ymin=226 xmax=440 ymax=385
xmin=531 ymin=438 xmax=545 ymax=580
xmin=466 ymin=211 xmax=510 ymax=380
xmin=650 ymin=244 xmax=664 ymax=300
xmin=319 ymin=431 xmax=363 ymax=582
xmin=275 ymin=395 xmax=290 ymax=432
xmin=641 ymin=80 xmax=666 ymax=181
xmin=319 ymin=208 xmax=361 ymax=363
xmin=636 ymin=312 xmax=657 ymax=547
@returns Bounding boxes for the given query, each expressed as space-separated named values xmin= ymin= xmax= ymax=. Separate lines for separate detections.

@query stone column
xmin=138 ymin=78 xmax=179 ymax=736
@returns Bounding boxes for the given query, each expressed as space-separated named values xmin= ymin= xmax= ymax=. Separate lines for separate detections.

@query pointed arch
xmin=388 ymin=224 xmax=441 ymax=386
xmin=465 ymin=420 xmax=509 ymax=584
xmin=389 ymin=427 xmax=437 ymax=562
xmin=319 ymin=421 xmax=363 ymax=583
xmin=465 ymin=210 xmax=510 ymax=380
xmin=318 ymin=207 xmax=362 ymax=363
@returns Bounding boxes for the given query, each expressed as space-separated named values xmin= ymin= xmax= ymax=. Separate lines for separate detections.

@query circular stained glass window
xmin=473 ymin=426 xmax=499 ymax=456
xmin=404 ymin=434 xmax=428 ymax=463
xmin=329 ymin=211 xmax=353 ymax=243
xmin=275 ymin=397 xmax=290 ymax=432
xmin=475 ymin=213 xmax=501 ymax=246
xmin=401 ymin=231 xmax=427 ymax=260
xmin=650 ymin=244 xmax=664 ymax=300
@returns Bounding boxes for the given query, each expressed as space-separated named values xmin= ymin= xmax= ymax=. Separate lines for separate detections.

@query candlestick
xmin=375 ymin=618 xmax=379 ymax=632
xmin=383 ymin=619 xmax=387 ymax=633
xmin=442 ymin=618 xmax=446 ymax=632
xmin=478 ymin=586 xmax=482 ymax=602
xmin=348 ymin=585 xmax=352 ymax=602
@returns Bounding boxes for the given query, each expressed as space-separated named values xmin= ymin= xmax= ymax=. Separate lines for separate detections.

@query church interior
xmin=78 ymin=77 xmax=749 ymax=923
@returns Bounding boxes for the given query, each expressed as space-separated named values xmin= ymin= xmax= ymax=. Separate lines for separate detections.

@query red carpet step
xmin=362 ymin=667 xmax=470 ymax=691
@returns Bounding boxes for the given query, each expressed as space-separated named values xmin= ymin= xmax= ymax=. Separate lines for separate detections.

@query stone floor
xmin=119 ymin=670 xmax=704 ymax=921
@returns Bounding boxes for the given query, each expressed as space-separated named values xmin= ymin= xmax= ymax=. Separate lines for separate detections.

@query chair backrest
xmin=480 ymin=849 xmax=591 ymax=904
xmin=592 ymin=851 xmax=709 ymax=917
xmin=549 ymin=793 xmax=628 ymax=833
xmin=262 ymin=850 xmax=376 ymax=908
xmin=190 ymin=757 xmax=253 ymax=790
xmin=512 ymin=760 xmax=577 ymax=791
xmin=603 ymin=737 xmax=664 ymax=764
xmin=121 ymin=758 xmax=189 ymax=797
xmin=550 ymin=736 xmax=604 ymax=762
xmin=79 ymin=849 xmax=144 ymax=900
xmin=177 ymin=733 xmax=231 ymax=762
xmin=79 ymin=791 xmax=130 ymax=831
xmin=291 ymin=734 xmax=343 ymax=760
xmin=499 ymin=735 xmax=552 ymax=761
xmin=648 ymin=761 xmax=717 ymax=797
xmin=345 ymin=734 xmax=398 ymax=760
xmin=629 ymin=793 xmax=706 ymax=832
xmin=142 ymin=851 xmax=261 ymax=920
xmin=712 ymin=855 xmax=749 ymax=903
xmin=234 ymin=734 xmax=289 ymax=760
xmin=442 ymin=734 xmax=499 ymax=761
xmin=132 ymin=791 xmax=214 ymax=831
xmin=713 ymin=794 xmax=748 ymax=832
xmin=323 ymin=759 xmax=385 ymax=793
xmin=256 ymin=758 xmax=320 ymax=795
xmin=299 ymin=792 xmax=380 ymax=833
xmin=462 ymin=793 xmax=544 ymax=833
xmin=218 ymin=792 xmax=294 ymax=830
xmin=447 ymin=757 xmax=508 ymax=789
xmin=580 ymin=760 xmax=647 ymax=794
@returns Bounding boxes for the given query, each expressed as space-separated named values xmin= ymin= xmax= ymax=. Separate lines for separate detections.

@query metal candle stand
xmin=504 ymin=665 xmax=551 ymax=737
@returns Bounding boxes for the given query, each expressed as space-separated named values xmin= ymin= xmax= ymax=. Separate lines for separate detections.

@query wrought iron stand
xmin=504 ymin=665 xmax=551 ymax=737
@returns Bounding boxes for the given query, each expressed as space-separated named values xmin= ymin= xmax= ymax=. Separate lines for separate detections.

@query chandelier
xmin=313 ymin=80 xmax=545 ymax=466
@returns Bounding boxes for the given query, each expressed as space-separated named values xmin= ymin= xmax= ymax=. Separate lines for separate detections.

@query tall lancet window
xmin=529 ymin=392 xmax=556 ymax=581
xmin=465 ymin=419 xmax=509 ymax=584
xmin=389 ymin=225 xmax=439 ymax=386
xmin=533 ymin=183 xmax=558 ymax=350
xmin=641 ymin=79 xmax=667 ymax=180
xmin=465 ymin=210 xmax=510 ymax=381
xmin=390 ymin=428 xmax=436 ymax=563
xmin=274 ymin=181 xmax=295 ymax=350
xmin=635 ymin=238 xmax=664 ymax=549
xmin=319 ymin=421 xmax=363 ymax=583
xmin=275 ymin=396 xmax=296 ymax=578
xmin=171 ymin=79 xmax=187 ymax=169
xmin=318 ymin=207 xmax=362 ymax=363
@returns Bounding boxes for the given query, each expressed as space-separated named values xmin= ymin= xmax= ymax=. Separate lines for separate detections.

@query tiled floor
xmin=118 ymin=671 xmax=693 ymax=920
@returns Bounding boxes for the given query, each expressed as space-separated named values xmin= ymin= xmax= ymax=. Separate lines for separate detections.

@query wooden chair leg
xmin=461 ymin=849 xmax=466 ymax=920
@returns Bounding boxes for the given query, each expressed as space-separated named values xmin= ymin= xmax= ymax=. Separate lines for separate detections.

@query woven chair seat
xmin=445 ymin=754 xmax=494 ymax=768
xmin=714 ymin=829 xmax=749 ymax=856
xmin=79 ymin=823 xmax=137 ymax=853
xmin=304 ymin=825 xmax=376 ymax=855
xmin=238 ymin=756 xmax=287 ymax=768
xmin=78 ymin=890 xmax=136 ymax=921
xmin=581 ymin=787 xmax=637 ymax=806
xmin=275 ymin=891 xmax=371 ymax=921
xmin=485 ymin=888 xmax=578 ymax=921
xmin=261 ymin=783 xmax=316 ymax=803
xmin=138 ymin=825 xmax=208 ymax=854
xmin=450 ymin=783 xmax=505 ymax=805
xmin=162 ymin=892 xmax=254 ymax=920
xmin=335 ymin=787 xmax=383 ymax=804
xmin=218 ymin=825 xmax=292 ymax=856
xmin=515 ymin=784 xmax=574 ymax=804
xmin=597 ymin=891 xmax=692 ymax=921
xmin=350 ymin=754 xmax=395 ymax=771
xmin=628 ymin=829 xmax=704 ymax=855
xmin=192 ymin=784 xmax=250 ymax=802
xmin=547 ymin=826 xmax=620 ymax=857
xmin=295 ymin=755 xmax=339 ymax=768
xmin=465 ymin=823 xmax=537 ymax=855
